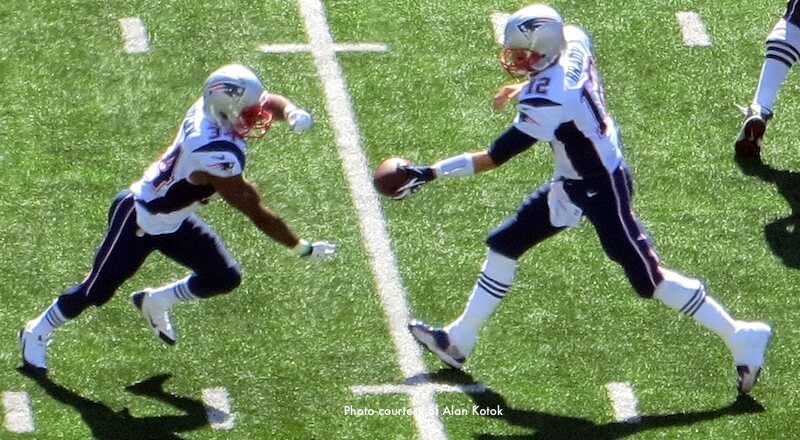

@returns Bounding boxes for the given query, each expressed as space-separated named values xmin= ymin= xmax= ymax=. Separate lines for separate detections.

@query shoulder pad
xmin=192 ymin=141 xmax=246 ymax=177
xmin=513 ymin=101 xmax=564 ymax=142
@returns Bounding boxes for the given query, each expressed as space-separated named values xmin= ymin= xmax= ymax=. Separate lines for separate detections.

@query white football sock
xmin=653 ymin=268 xmax=737 ymax=342
xmin=446 ymin=249 xmax=517 ymax=356
xmin=148 ymin=276 xmax=198 ymax=309
xmin=755 ymin=18 xmax=800 ymax=110
xmin=28 ymin=299 xmax=68 ymax=338
xmin=754 ymin=58 xmax=791 ymax=111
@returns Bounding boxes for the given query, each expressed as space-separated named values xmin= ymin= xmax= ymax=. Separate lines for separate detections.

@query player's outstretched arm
xmin=191 ymin=171 xmax=336 ymax=259
xmin=394 ymin=151 xmax=498 ymax=199
xmin=395 ymin=125 xmax=537 ymax=200
xmin=262 ymin=93 xmax=313 ymax=133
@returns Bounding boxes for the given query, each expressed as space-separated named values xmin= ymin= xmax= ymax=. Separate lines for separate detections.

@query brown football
xmin=372 ymin=157 xmax=412 ymax=198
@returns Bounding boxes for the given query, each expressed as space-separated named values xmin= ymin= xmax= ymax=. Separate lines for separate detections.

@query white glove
xmin=294 ymin=239 xmax=337 ymax=259
xmin=309 ymin=241 xmax=336 ymax=259
xmin=286 ymin=108 xmax=312 ymax=133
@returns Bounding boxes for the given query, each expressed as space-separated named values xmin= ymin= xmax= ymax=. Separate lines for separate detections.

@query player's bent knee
xmin=191 ymin=267 xmax=241 ymax=297
xmin=212 ymin=267 xmax=242 ymax=294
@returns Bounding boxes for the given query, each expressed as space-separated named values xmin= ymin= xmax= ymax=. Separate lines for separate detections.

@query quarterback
xmin=402 ymin=5 xmax=772 ymax=394
xmin=19 ymin=64 xmax=336 ymax=375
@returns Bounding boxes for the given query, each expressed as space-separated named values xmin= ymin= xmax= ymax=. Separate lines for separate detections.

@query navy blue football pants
xmin=786 ymin=0 xmax=800 ymax=26
xmin=486 ymin=165 xmax=664 ymax=298
xmin=56 ymin=190 xmax=241 ymax=319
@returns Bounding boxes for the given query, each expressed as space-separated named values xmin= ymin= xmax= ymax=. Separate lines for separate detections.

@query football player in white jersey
xmin=736 ymin=0 xmax=800 ymax=158
xmin=19 ymin=64 xmax=336 ymax=376
xmin=402 ymin=5 xmax=772 ymax=394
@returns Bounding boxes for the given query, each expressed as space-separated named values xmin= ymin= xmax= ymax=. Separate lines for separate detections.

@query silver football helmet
xmin=500 ymin=4 xmax=566 ymax=77
xmin=202 ymin=64 xmax=273 ymax=139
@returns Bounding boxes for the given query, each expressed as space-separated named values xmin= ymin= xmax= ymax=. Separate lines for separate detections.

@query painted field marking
xmin=605 ymin=382 xmax=641 ymax=423
xmin=3 ymin=391 xmax=35 ymax=433
xmin=491 ymin=13 xmax=510 ymax=45
xmin=258 ymin=42 xmax=387 ymax=54
xmin=202 ymin=387 xmax=235 ymax=430
xmin=118 ymin=17 xmax=150 ymax=54
xmin=351 ymin=381 xmax=487 ymax=396
xmin=259 ymin=1 xmax=450 ymax=439
xmin=676 ymin=11 xmax=712 ymax=47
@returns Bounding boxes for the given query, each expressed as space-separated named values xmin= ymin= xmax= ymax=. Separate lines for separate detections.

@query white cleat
xmin=728 ymin=321 xmax=773 ymax=394
xmin=18 ymin=324 xmax=49 ymax=375
xmin=131 ymin=290 xmax=177 ymax=346
xmin=408 ymin=320 xmax=466 ymax=369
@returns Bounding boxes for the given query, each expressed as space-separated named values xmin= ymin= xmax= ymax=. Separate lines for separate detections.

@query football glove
xmin=287 ymin=108 xmax=313 ymax=133
xmin=295 ymin=240 xmax=337 ymax=259
xmin=394 ymin=165 xmax=436 ymax=200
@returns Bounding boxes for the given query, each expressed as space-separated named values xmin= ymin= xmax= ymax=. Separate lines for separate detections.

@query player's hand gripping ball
xmin=372 ymin=157 xmax=413 ymax=198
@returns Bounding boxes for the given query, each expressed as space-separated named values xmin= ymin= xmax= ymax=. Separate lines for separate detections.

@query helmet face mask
xmin=203 ymin=64 xmax=272 ymax=139
xmin=500 ymin=5 xmax=566 ymax=77
xmin=236 ymin=102 xmax=273 ymax=139
xmin=500 ymin=48 xmax=546 ymax=78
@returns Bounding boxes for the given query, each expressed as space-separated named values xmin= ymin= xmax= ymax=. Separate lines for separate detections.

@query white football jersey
xmin=512 ymin=25 xmax=622 ymax=180
xmin=130 ymin=98 xmax=248 ymax=234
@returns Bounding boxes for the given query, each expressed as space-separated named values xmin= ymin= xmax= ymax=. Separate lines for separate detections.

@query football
xmin=372 ymin=157 xmax=412 ymax=198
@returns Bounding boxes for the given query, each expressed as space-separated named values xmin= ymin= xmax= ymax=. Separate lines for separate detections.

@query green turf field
xmin=1 ymin=0 xmax=799 ymax=438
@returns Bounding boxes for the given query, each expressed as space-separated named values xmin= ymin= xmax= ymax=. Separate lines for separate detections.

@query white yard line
xmin=257 ymin=43 xmax=387 ymax=53
xmin=118 ymin=17 xmax=150 ymax=54
xmin=605 ymin=382 xmax=641 ymax=423
xmin=351 ymin=383 xmax=487 ymax=396
xmin=676 ymin=11 xmax=712 ymax=47
xmin=3 ymin=391 xmax=34 ymax=433
xmin=296 ymin=0 xmax=446 ymax=438
xmin=202 ymin=387 xmax=235 ymax=430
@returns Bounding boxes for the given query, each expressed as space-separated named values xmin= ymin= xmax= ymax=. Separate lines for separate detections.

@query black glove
xmin=394 ymin=165 xmax=436 ymax=199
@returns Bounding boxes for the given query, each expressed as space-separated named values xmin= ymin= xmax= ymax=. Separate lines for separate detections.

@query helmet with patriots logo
xmin=500 ymin=4 xmax=566 ymax=77
xmin=202 ymin=64 xmax=273 ymax=139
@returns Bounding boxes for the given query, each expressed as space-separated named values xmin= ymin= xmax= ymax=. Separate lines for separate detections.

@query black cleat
xmin=734 ymin=104 xmax=772 ymax=158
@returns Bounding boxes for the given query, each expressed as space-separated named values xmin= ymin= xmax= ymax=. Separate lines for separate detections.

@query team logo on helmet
xmin=516 ymin=17 xmax=556 ymax=39
xmin=207 ymin=82 xmax=245 ymax=98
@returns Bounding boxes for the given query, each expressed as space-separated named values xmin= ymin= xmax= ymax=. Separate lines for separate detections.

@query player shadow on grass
xmin=18 ymin=369 xmax=208 ymax=440
xmin=736 ymin=154 xmax=800 ymax=268
xmin=424 ymin=369 xmax=764 ymax=440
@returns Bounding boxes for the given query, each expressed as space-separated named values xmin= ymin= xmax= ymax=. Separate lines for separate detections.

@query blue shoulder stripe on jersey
xmin=195 ymin=140 xmax=246 ymax=170
xmin=519 ymin=97 xmax=561 ymax=108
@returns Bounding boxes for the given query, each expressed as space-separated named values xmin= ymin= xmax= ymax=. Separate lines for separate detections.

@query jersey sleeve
xmin=487 ymin=126 xmax=537 ymax=165
xmin=513 ymin=98 xmax=565 ymax=142
xmin=190 ymin=140 xmax=246 ymax=178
